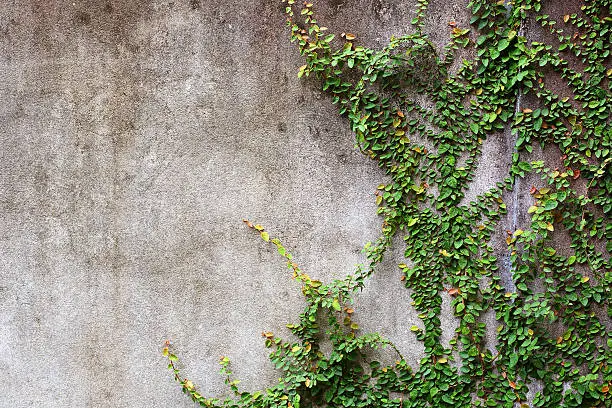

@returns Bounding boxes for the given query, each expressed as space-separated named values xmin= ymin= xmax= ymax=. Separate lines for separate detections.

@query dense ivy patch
xmin=166 ymin=0 xmax=611 ymax=406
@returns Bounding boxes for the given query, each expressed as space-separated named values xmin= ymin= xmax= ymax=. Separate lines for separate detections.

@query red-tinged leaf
xmin=508 ymin=380 xmax=517 ymax=389
xmin=572 ymin=169 xmax=580 ymax=179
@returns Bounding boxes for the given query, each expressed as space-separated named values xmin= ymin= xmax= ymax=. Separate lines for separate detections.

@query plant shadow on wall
xmin=164 ymin=0 xmax=611 ymax=407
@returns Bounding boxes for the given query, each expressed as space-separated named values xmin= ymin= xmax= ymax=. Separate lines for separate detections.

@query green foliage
xmin=166 ymin=0 xmax=611 ymax=406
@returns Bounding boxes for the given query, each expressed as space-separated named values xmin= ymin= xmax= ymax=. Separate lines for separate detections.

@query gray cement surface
xmin=0 ymin=1 xmax=579 ymax=407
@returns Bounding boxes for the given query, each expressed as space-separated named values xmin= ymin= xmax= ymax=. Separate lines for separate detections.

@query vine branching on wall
xmin=165 ymin=0 xmax=611 ymax=406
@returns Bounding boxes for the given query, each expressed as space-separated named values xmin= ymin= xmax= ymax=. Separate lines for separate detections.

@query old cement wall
xmin=0 ymin=1 xmax=574 ymax=407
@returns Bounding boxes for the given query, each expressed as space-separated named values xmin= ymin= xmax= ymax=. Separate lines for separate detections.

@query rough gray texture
xmin=0 ymin=1 xmax=568 ymax=407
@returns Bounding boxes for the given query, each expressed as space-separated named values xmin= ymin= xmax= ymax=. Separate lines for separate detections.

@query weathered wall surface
xmin=0 ymin=1 xmax=566 ymax=407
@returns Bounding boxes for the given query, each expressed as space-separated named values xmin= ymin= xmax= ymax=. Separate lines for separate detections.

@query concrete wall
xmin=0 ymin=1 xmax=572 ymax=407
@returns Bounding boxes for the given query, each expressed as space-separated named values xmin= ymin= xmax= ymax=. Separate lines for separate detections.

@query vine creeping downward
xmin=167 ymin=0 xmax=611 ymax=406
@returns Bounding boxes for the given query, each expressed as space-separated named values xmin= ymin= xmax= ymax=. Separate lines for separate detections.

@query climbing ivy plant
xmin=165 ymin=0 xmax=611 ymax=406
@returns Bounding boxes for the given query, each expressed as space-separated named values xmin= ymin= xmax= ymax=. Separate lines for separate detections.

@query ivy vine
xmin=165 ymin=0 xmax=611 ymax=407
